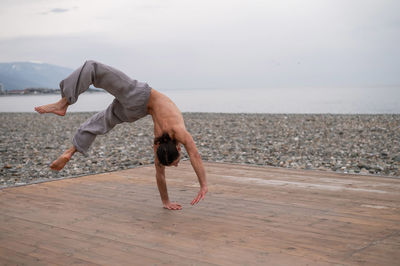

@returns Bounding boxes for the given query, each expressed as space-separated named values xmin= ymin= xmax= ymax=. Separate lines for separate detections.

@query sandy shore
xmin=0 ymin=113 xmax=399 ymax=187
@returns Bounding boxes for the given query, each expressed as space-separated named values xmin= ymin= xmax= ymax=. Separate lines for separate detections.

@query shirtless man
xmin=35 ymin=60 xmax=207 ymax=210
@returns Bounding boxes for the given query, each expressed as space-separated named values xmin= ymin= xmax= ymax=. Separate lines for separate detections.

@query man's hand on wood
xmin=163 ymin=201 xmax=182 ymax=210
xmin=191 ymin=186 xmax=208 ymax=206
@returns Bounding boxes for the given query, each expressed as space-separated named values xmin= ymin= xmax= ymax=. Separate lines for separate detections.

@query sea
xmin=0 ymin=87 xmax=399 ymax=114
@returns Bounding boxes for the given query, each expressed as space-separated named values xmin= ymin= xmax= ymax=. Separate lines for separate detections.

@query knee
xmin=84 ymin=60 xmax=98 ymax=67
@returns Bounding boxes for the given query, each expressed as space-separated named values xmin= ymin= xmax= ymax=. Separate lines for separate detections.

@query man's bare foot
xmin=50 ymin=156 xmax=70 ymax=171
xmin=50 ymin=146 xmax=76 ymax=171
xmin=35 ymin=97 xmax=68 ymax=116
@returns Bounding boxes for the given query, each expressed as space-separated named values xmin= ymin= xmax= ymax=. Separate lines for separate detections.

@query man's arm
xmin=174 ymin=128 xmax=208 ymax=205
xmin=154 ymin=145 xmax=182 ymax=210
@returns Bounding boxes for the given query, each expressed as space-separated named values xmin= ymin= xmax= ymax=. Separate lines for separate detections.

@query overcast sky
xmin=0 ymin=0 xmax=399 ymax=89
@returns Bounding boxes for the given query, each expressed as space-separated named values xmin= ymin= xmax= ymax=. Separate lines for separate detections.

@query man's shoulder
xmin=173 ymin=126 xmax=194 ymax=145
xmin=172 ymin=124 xmax=188 ymax=135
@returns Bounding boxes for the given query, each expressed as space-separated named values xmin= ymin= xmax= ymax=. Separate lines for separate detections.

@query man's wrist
xmin=162 ymin=199 xmax=170 ymax=204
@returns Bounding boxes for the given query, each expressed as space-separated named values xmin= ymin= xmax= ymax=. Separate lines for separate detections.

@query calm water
xmin=0 ymin=87 xmax=399 ymax=113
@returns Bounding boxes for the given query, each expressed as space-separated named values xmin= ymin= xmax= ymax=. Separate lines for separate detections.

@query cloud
xmin=40 ymin=6 xmax=78 ymax=15
xmin=1 ymin=32 xmax=399 ymax=90
xmin=1 ymin=0 xmax=399 ymax=89
xmin=50 ymin=8 xmax=69 ymax=13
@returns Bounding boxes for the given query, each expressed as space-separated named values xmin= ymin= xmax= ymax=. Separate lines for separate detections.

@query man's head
xmin=154 ymin=133 xmax=181 ymax=166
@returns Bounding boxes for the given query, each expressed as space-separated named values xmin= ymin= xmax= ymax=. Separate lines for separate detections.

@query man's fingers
xmin=191 ymin=189 xmax=208 ymax=205
xmin=191 ymin=196 xmax=200 ymax=205
xmin=191 ymin=196 xmax=198 ymax=205
xmin=164 ymin=203 xmax=182 ymax=210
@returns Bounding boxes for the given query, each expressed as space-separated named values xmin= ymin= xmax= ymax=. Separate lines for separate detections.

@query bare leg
xmin=50 ymin=146 xmax=77 ymax=171
xmin=35 ymin=97 xmax=69 ymax=116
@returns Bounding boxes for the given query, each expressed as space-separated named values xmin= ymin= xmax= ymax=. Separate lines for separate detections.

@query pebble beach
xmin=0 ymin=112 xmax=399 ymax=188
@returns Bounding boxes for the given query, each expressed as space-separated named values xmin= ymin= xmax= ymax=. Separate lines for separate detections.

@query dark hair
xmin=154 ymin=133 xmax=179 ymax=166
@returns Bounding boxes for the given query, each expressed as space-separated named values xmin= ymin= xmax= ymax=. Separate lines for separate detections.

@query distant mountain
xmin=0 ymin=61 xmax=73 ymax=91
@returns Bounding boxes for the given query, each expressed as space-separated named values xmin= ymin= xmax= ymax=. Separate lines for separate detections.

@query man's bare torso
xmin=146 ymin=89 xmax=186 ymax=140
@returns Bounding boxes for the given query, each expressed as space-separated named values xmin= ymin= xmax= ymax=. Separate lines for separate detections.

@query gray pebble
xmin=0 ymin=113 xmax=399 ymax=187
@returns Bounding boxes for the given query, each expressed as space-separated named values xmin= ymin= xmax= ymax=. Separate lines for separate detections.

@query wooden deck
xmin=0 ymin=162 xmax=399 ymax=266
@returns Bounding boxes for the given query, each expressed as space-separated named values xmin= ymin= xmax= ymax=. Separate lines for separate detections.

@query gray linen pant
xmin=60 ymin=60 xmax=151 ymax=155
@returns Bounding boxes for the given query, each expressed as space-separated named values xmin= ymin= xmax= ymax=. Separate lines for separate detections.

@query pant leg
xmin=72 ymin=99 xmax=126 ymax=155
xmin=60 ymin=60 xmax=148 ymax=106
xmin=59 ymin=60 xmax=93 ymax=104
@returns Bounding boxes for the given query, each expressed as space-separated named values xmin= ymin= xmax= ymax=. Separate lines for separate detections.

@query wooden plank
xmin=0 ymin=233 xmax=99 ymax=266
xmin=0 ymin=215 xmax=209 ymax=266
xmin=0 ymin=162 xmax=399 ymax=265
xmin=0 ymin=246 xmax=50 ymax=266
